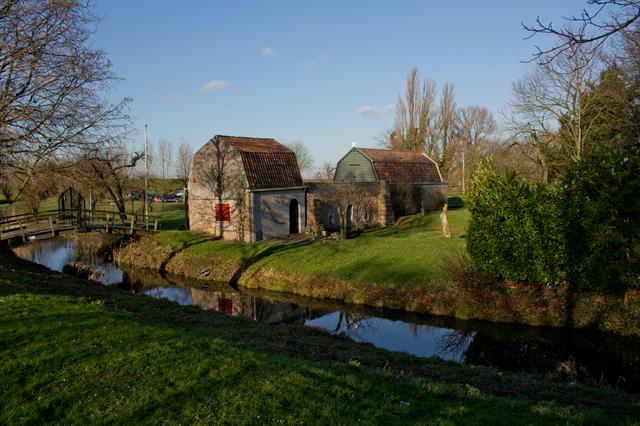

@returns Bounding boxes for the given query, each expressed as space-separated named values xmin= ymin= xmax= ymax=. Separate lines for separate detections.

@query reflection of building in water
xmin=190 ymin=288 xmax=327 ymax=325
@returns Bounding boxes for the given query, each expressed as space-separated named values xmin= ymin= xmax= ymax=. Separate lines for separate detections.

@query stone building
xmin=307 ymin=147 xmax=447 ymax=236
xmin=188 ymin=135 xmax=305 ymax=242
xmin=334 ymin=147 xmax=446 ymax=216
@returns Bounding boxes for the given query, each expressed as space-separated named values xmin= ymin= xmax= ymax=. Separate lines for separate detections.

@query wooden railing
xmin=0 ymin=209 xmax=158 ymax=241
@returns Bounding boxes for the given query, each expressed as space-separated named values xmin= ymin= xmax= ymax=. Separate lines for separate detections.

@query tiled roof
xmin=357 ymin=148 xmax=441 ymax=183
xmin=240 ymin=151 xmax=303 ymax=189
xmin=214 ymin=136 xmax=303 ymax=189
xmin=218 ymin=135 xmax=292 ymax=153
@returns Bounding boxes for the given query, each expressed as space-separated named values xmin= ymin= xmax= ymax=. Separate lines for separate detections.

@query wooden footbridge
xmin=1 ymin=187 xmax=157 ymax=242
xmin=0 ymin=209 xmax=158 ymax=242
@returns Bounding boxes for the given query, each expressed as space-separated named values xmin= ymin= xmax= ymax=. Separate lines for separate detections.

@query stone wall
xmin=188 ymin=139 xmax=248 ymax=241
xmin=306 ymin=182 xmax=385 ymax=236
xmin=189 ymin=197 xmax=245 ymax=241
xmin=306 ymin=181 xmax=447 ymax=236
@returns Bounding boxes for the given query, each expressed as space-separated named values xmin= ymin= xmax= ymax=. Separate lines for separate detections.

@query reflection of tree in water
xmin=334 ymin=312 xmax=376 ymax=339
xmin=437 ymin=330 xmax=476 ymax=359
xmin=460 ymin=329 xmax=640 ymax=391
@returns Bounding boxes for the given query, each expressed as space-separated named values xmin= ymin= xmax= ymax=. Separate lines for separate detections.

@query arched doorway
xmin=289 ymin=199 xmax=299 ymax=234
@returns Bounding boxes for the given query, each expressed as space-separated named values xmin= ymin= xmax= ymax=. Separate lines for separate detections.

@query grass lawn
xmin=146 ymin=208 xmax=470 ymax=288
xmin=254 ymin=209 xmax=469 ymax=285
xmin=1 ymin=250 xmax=637 ymax=424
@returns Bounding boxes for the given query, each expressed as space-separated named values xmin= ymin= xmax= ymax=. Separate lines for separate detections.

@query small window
xmin=215 ymin=203 xmax=230 ymax=222
xmin=348 ymin=163 xmax=360 ymax=167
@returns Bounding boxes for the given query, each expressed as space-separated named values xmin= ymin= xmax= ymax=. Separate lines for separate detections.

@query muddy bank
xmin=114 ymin=235 xmax=640 ymax=336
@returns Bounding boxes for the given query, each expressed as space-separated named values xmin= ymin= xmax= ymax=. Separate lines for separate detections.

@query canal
xmin=13 ymin=237 xmax=640 ymax=392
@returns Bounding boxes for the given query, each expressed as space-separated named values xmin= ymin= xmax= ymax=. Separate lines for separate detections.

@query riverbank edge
xmin=3 ymin=243 xmax=640 ymax=423
xmin=113 ymin=235 xmax=640 ymax=336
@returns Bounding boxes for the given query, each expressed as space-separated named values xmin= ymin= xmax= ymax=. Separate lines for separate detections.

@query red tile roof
xmin=215 ymin=135 xmax=303 ymax=189
xmin=218 ymin=135 xmax=292 ymax=153
xmin=357 ymin=148 xmax=441 ymax=183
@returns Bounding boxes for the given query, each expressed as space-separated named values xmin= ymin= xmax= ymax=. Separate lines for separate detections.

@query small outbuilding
xmin=334 ymin=147 xmax=443 ymax=184
xmin=333 ymin=147 xmax=446 ymax=217
xmin=188 ymin=135 xmax=305 ymax=242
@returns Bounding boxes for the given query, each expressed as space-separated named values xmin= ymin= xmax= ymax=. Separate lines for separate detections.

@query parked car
xmin=162 ymin=194 xmax=179 ymax=203
xmin=146 ymin=193 xmax=162 ymax=203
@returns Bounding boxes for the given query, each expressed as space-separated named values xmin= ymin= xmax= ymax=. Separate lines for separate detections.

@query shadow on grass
xmin=0 ymin=245 xmax=637 ymax=423
xmin=229 ymin=237 xmax=314 ymax=288
xmin=158 ymin=233 xmax=214 ymax=274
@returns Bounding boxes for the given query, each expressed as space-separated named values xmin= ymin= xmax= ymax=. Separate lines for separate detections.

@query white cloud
xmin=201 ymin=80 xmax=231 ymax=92
xmin=355 ymin=105 xmax=379 ymax=117
xmin=355 ymin=104 xmax=395 ymax=117
xmin=169 ymin=94 xmax=184 ymax=103
xmin=295 ymin=54 xmax=327 ymax=69
xmin=261 ymin=47 xmax=275 ymax=57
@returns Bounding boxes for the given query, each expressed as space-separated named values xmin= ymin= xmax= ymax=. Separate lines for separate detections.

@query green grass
xmin=256 ymin=210 xmax=469 ymax=285
xmin=1 ymin=251 xmax=637 ymax=424
xmin=159 ymin=209 xmax=469 ymax=287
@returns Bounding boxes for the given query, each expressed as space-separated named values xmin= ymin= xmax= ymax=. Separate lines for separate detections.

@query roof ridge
xmin=217 ymin=135 xmax=276 ymax=141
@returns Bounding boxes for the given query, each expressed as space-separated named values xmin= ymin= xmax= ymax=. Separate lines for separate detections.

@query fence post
xmin=106 ymin=213 xmax=110 ymax=233
xmin=154 ymin=218 xmax=158 ymax=232
xmin=130 ymin=216 xmax=135 ymax=234
xmin=49 ymin=216 xmax=55 ymax=236
xmin=20 ymin=220 xmax=25 ymax=242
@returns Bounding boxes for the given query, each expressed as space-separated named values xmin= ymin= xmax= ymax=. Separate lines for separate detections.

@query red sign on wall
xmin=215 ymin=203 xmax=230 ymax=222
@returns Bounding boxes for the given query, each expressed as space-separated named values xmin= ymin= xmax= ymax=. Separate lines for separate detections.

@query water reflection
xmin=13 ymin=238 xmax=640 ymax=392
xmin=13 ymin=238 xmax=122 ymax=284
xmin=306 ymin=312 xmax=471 ymax=361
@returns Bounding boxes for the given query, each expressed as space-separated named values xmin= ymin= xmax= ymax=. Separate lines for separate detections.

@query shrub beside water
xmin=466 ymin=146 xmax=639 ymax=293
xmin=466 ymin=164 xmax=565 ymax=284
xmin=560 ymin=146 xmax=640 ymax=293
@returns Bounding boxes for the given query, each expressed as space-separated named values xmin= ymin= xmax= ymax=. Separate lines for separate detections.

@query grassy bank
xmin=114 ymin=210 xmax=640 ymax=335
xmin=1 ymin=248 xmax=638 ymax=424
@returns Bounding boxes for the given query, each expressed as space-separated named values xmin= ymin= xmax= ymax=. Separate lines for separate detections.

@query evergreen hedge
xmin=466 ymin=146 xmax=639 ymax=293
xmin=466 ymin=163 xmax=565 ymax=284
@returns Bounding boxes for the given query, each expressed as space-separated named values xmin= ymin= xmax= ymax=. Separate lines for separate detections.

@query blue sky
xmin=94 ymin=0 xmax=587 ymax=169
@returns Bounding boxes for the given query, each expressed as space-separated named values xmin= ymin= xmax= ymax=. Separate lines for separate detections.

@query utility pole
xmin=461 ymin=149 xmax=466 ymax=194
xmin=144 ymin=123 xmax=149 ymax=230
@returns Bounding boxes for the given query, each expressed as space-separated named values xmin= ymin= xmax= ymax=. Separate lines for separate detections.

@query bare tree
xmin=285 ymin=141 xmax=313 ymax=178
xmin=437 ymin=82 xmax=458 ymax=176
xmin=523 ymin=0 xmax=640 ymax=63
xmin=157 ymin=138 xmax=173 ymax=179
xmin=320 ymin=183 xmax=374 ymax=239
xmin=314 ymin=162 xmax=336 ymax=181
xmin=0 ymin=0 xmax=130 ymax=202
xmin=457 ymin=106 xmax=497 ymax=147
xmin=18 ymin=163 xmax=59 ymax=215
xmin=390 ymin=67 xmax=438 ymax=154
xmin=195 ymin=138 xmax=246 ymax=239
xmin=175 ymin=141 xmax=194 ymax=229
xmin=454 ymin=106 xmax=497 ymax=192
xmin=508 ymin=44 xmax=605 ymax=182
xmin=74 ymin=145 xmax=143 ymax=222
xmin=175 ymin=142 xmax=194 ymax=187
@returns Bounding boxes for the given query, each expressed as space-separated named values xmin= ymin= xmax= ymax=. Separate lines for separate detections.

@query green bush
xmin=466 ymin=161 xmax=565 ymax=284
xmin=466 ymin=147 xmax=640 ymax=293
xmin=447 ymin=196 xmax=465 ymax=209
xmin=560 ymin=145 xmax=640 ymax=293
